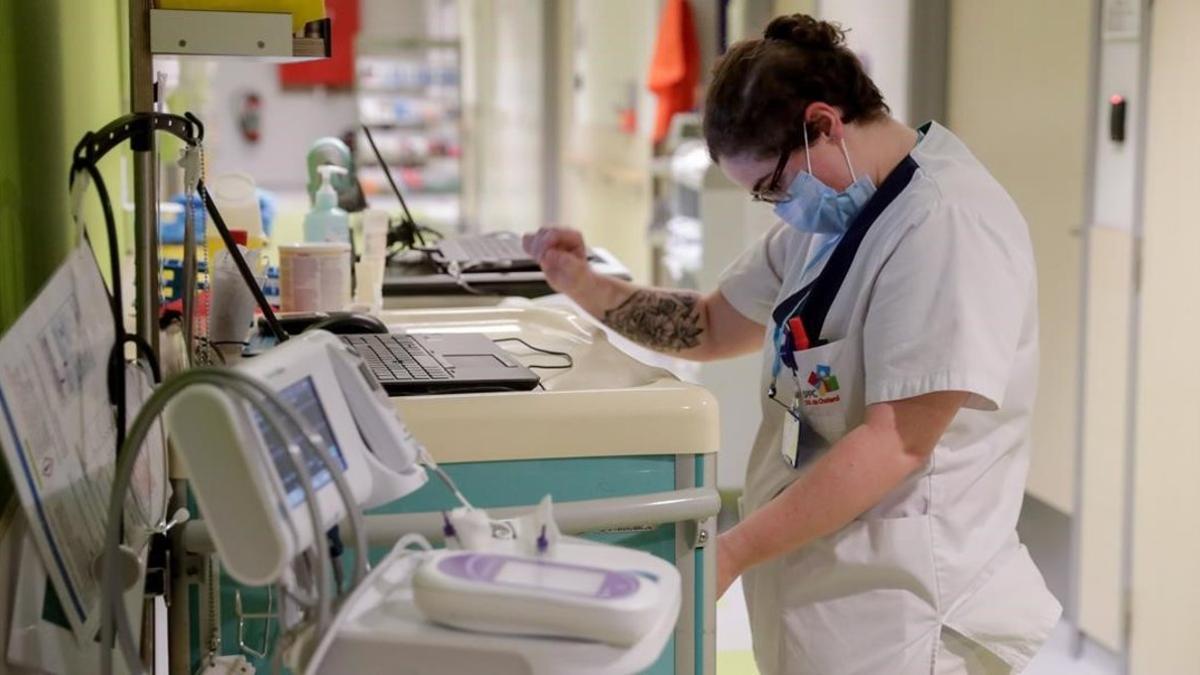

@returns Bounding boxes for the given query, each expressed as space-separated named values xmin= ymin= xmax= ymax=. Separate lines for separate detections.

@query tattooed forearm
xmin=602 ymin=290 xmax=705 ymax=352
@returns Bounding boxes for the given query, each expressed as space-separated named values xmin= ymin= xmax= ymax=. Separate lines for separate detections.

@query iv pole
xmin=128 ymin=2 xmax=191 ymax=673
xmin=125 ymin=5 xmax=331 ymax=671
xmin=130 ymin=0 xmax=159 ymax=353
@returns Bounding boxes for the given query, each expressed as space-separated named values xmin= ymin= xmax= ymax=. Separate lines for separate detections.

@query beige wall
xmin=727 ymin=0 xmax=816 ymax=42
xmin=1077 ymin=226 xmax=1134 ymax=650
xmin=946 ymin=0 xmax=1093 ymax=514
xmin=1130 ymin=0 xmax=1200 ymax=671
xmin=460 ymin=0 xmax=547 ymax=234
xmin=559 ymin=0 xmax=661 ymax=282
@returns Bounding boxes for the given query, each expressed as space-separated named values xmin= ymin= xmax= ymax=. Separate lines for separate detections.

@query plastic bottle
xmin=353 ymin=209 xmax=390 ymax=313
xmin=209 ymin=230 xmax=260 ymax=364
xmin=304 ymin=165 xmax=350 ymax=244
xmin=207 ymin=173 xmax=266 ymax=265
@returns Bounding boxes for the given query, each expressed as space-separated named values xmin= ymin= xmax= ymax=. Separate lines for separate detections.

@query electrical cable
xmin=77 ymin=163 xmax=129 ymax=462
xmin=75 ymin=157 xmax=175 ymax=562
xmin=73 ymin=150 xmax=166 ymax=495
xmin=75 ymin=157 xmax=180 ymax=543
xmin=81 ymin=163 xmax=123 ymax=335
xmin=492 ymin=337 xmax=574 ymax=371
xmin=439 ymin=258 xmax=494 ymax=296
xmin=123 ymin=334 xmax=163 ymax=384
xmin=281 ymin=580 xmax=318 ymax=610
xmin=272 ymin=580 xmax=290 ymax=675
xmin=359 ymin=123 xmax=428 ymax=252
xmin=301 ymin=533 xmax=432 ymax=675
xmin=109 ymin=377 xmax=330 ymax=675
xmin=103 ymin=374 xmax=329 ymax=675
xmin=327 ymin=527 xmax=346 ymax=593
xmin=122 ymin=358 xmax=171 ymax=536
xmin=243 ymin=376 xmax=371 ymax=589
xmin=417 ymin=447 xmax=473 ymax=511
xmin=491 ymin=337 xmax=573 ymax=360
xmin=61 ymin=114 xmax=311 ymax=673
xmin=181 ymin=164 xmax=198 ymax=366
xmin=197 ymin=181 xmax=289 ymax=344
xmin=330 ymin=557 xmax=345 ymax=596
xmin=73 ymin=115 xmax=371 ymax=673
xmin=241 ymin=372 xmax=370 ymax=597
xmin=101 ymin=369 xmax=370 ymax=675
xmin=416 ymin=225 xmax=443 ymax=242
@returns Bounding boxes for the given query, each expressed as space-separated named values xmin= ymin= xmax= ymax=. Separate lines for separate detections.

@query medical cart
xmin=180 ymin=305 xmax=720 ymax=674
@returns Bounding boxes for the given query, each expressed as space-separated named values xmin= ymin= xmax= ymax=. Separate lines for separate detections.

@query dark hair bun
xmin=763 ymin=14 xmax=845 ymax=50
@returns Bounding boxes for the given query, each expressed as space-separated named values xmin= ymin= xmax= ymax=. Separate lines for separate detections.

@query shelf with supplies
xmin=359 ymin=162 xmax=461 ymax=198
xmin=356 ymin=56 xmax=460 ymax=94
xmin=149 ymin=8 xmax=331 ymax=60
xmin=358 ymin=114 xmax=461 ymax=130
xmin=356 ymin=124 xmax=459 ymax=161
xmin=356 ymin=36 xmax=461 ymax=53
xmin=355 ymin=12 xmax=463 ymax=229
xmin=357 ymin=84 xmax=455 ymax=96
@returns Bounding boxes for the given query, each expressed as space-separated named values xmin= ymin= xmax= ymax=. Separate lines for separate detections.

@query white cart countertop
xmin=382 ymin=305 xmax=720 ymax=463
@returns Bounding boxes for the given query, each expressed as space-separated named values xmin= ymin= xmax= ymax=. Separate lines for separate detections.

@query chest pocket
xmin=772 ymin=156 xmax=920 ymax=452
xmin=790 ymin=338 xmax=855 ymax=444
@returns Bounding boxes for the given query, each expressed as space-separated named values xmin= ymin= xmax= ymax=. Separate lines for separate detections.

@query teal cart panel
xmin=192 ymin=455 xmax=684 ymax=675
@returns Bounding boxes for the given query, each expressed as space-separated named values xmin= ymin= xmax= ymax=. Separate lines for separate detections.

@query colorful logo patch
xmin=806 ymin=364 xmax=840 ymax=397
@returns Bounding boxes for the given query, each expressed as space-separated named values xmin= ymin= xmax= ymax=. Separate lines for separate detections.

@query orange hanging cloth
xmin=647 ymin=0 xmax=700 ymax=144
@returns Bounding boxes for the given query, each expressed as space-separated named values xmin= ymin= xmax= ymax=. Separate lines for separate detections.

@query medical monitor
xmin=167 ymin=331 xmax=427 ymax=585
xmin=250 ymin=376 xmax=348 ymax=508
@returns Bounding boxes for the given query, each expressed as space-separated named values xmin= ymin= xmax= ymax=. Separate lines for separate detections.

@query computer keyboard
xmin=464 ymin=236 xmax=529 ymax=262
xmin=340 ymin=334 xmax=452 ymax=382
xmin=438 ymin=235 xmax=533 ymax=267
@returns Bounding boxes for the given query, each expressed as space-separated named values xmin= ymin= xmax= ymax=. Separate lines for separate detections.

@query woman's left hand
xmin=716 ymin=534 xmax=743 ymax=600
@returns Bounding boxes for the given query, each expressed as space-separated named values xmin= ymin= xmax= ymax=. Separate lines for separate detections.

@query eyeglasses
xmin=750 ymin=147 xmax=795 ymax=204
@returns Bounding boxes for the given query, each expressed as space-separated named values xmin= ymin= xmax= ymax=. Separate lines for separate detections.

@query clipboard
xmin=0 ymin=244 xmax=169 ymax=643
xmin=2 ymin=512 xmax=144 ymax=675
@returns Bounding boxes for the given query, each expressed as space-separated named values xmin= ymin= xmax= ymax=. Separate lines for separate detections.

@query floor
xmin=715 ymin=578 xmax=1120 ymax=674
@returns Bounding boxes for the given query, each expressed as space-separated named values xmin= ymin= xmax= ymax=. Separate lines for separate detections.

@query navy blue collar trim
xmin=771 ymin=155 xmax=921 ymax=333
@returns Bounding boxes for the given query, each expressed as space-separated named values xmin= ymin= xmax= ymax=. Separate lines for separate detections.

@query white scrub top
xmin=719 ymin=122 xmax=1061 ymax=675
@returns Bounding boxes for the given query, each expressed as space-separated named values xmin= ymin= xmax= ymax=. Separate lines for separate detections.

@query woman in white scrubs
xmin=524 ymin=14 xmax=1060 ymax=675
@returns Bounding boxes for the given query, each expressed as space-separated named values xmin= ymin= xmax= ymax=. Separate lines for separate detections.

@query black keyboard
xmin=340 ymin=334 xmax=453 ymax=383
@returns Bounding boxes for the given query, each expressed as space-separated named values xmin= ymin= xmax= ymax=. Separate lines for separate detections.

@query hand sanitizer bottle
xmin=304 ymin=165 xmax=350 ymax=244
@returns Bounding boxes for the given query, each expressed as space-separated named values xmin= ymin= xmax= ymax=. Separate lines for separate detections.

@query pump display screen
xmin=250 ymin=377 xmax=348 ymax=507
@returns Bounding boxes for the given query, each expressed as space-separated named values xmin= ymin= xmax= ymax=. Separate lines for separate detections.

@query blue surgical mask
xmin=773 ymin=128 xmax=876 ymax=235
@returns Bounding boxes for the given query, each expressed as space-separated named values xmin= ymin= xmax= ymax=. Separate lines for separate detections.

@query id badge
xmin=779 ymin=398 xmax=802 ymax=468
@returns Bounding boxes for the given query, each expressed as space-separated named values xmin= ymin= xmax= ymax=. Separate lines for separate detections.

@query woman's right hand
xmin=522 ymin=226 xmax=593 ymax=296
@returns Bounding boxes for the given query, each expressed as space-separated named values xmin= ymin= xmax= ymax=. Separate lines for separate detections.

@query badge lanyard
xmin=767 ymin=234 xmax=840 ymax=418
xmin=764 ymin=154 xmax=922 ymax=462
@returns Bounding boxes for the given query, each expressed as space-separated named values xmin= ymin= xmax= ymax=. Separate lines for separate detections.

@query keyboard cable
xmin=492 ymin=337 xmax=574 ymax=370
xmin=439 ymin=258 xmax=493 ymax=296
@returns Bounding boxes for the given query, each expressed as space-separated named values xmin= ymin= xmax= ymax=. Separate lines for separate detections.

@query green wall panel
xmin=0 ymin=0 xmax=129 ymax=527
